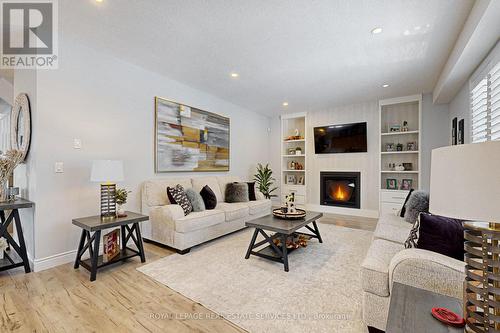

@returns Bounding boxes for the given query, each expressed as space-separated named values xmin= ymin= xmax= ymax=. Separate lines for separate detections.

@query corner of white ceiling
xmin=433 ymin=0 xmax=500 ymax=104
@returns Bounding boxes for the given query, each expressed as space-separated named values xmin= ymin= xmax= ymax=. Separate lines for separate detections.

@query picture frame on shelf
xmin=389 ymin=124 xmax=401 ymax=132
xmin=386 ymin=178 xmax=398 ymax=190
xmin=402 ymin=163 xmax=413 ymax=171
xmin=401 ymin=179 xmax=413 ymax=191
xmin=297 ymin=176 xmax=304 ymax=185
xmin=386 ymin=143 xmax=395 ymax=152
xmin=286 ymin=175 xmax=297 ymax=185
xmin=407 ymin=142 xmax=417 ymax=151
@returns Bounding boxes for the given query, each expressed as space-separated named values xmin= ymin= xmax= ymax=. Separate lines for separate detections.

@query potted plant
xmin=115 ymin=188 xmax=131 ymax=217
xmin=254 ymin=163 xmax=278 ymax=199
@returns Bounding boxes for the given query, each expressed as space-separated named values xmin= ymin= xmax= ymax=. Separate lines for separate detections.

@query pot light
xmin=371 ymin=27 xmax=383 ymax=34
xmin=382 ymin=84 xmax=390 ymax=88
xmin=230 ymin=72 xmax=239 ymax=78
xmin=282 ymin=102 xmax=289 ymax=106
xmin=95 ymin=0 xmax=103 ymax=2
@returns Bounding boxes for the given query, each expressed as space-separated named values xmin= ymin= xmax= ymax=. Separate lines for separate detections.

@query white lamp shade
xmin=429 ymin=141 xmax=500 ymax=222
xmin=90 ymin=160 xmax=124 ymax=183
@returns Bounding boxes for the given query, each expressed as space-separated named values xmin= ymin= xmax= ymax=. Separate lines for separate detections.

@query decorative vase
xmin=0 ymin=180 xmax=8 ymax=203
xmin=117 ymin=204 xmax=126 ymax=217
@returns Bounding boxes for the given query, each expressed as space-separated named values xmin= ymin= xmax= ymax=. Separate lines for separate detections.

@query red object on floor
xmin=431 ymin=307 xmax=466 ymax=327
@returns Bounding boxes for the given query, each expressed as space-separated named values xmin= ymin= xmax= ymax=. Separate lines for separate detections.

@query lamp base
xmin=464 ymin=221 xmax=500 ymax=332
xmin=100 ymin=183 xmax=117 ymax=218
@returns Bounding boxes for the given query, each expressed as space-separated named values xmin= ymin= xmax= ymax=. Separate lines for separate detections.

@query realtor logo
xmin=1 ymin=0 xmax=58 ymax=68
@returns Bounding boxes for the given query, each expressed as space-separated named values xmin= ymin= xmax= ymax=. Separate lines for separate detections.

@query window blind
xmin=471 ymin=61 xmax=500 ymax=143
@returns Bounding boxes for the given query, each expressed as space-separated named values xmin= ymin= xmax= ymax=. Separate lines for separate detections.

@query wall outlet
xmin=54 ymin=162 xmax=64 ymax=173
xmin=73 ymin=138 xmax=82 ymax=149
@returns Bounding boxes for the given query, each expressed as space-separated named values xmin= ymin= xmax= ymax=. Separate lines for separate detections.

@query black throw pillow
xmin=200 ymin=185 xmax=217 ymax=209
xmin=247 ymin=182 xmax=257 ymax=201
xmin=167 ymin=185 xmax=193 ymax=216
xmin=405 ymin=212 xmax=464 ymax=261
xmin=400 ymin=189 xmax=415 ymax=217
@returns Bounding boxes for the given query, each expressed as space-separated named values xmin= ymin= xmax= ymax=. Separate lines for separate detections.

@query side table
xmin=72 ymin=211 xmax=148 ymax=281
xmin=0 ymin=198 xmax=33 ymax=273
xmin=385 ymin=282 xmax=463 ymax=333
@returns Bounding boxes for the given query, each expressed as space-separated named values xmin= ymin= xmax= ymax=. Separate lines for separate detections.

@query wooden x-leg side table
xmin=72 ymin=212 xmax=148 ymax=281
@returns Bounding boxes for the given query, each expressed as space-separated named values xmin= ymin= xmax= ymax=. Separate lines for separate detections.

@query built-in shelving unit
xmin=281 ymin=113 xmax=307 ymax=207
xmin=379 ymin=94 xmax=422 ymax=215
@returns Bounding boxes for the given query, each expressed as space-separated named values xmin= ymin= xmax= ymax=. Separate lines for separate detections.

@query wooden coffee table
xmin=244 ymin=211 xmax=323 ymax=272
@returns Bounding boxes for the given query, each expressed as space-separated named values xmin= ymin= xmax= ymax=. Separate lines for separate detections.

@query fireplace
xmin=320 ymin=171 xmax=360 ymax=209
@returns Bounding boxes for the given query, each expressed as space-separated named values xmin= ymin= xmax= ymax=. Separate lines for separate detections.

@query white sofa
xmin=361 ymin=213 xmax=465 ymax=331
xmin=141 ymin=176 xmax=272 ymax=253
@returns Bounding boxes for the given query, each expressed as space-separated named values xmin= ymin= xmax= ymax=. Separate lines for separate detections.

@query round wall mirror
xmin=10 ymin=93 xmax=31 ymax=162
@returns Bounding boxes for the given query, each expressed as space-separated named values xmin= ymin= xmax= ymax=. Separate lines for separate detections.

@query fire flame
xmin=333 ymin=185 xmax=346 ymax=201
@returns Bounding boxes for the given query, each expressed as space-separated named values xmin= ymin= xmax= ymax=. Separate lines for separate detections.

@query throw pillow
xmin=405 ymin=213 xmax=465 ymax=261
xmin=247 ymin=182 xmax=257 ymax=201
xmin=200 ymin=185 xmax=217 ymax=209
xmin=185 ymin=188 xmax=205 ymax=212
xmin=400 ymin=188 xmax=414 ymax=218
xmin=404 ymin=190 xmax=429 ymax=223
xmin=225 ymin=182 xmax=249 ymax=203
xmin=167 ymin=185 xmax=193 ymax=216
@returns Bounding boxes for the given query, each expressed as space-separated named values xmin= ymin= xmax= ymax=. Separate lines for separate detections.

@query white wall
xmin=30 ymin=39 xmax=270 ymax=268
xmin=421 ymin=94 xmax=450 ymax=190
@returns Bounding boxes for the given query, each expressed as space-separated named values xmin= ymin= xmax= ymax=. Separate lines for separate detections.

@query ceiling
xmin=61 ymin=0 xmax=474 ymax=116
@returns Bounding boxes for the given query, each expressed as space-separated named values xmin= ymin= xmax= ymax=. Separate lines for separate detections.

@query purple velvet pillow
xmin=415 ymin=213 xmax=465 ymax=261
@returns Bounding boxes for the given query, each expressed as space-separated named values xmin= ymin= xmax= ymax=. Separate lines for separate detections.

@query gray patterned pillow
xmin=185 ymin=188 xmax=206 ymax=212
xmin=167 ymin=185 xmax=193 ymax=216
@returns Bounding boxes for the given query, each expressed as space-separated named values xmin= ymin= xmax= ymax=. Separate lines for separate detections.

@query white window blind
xmin=471 ymin=61 xmax=500 ymax=143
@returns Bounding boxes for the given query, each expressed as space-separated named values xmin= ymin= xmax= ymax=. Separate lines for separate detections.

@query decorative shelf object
xmin=381 ymin=170 xmax=419 ymax=174
xmin=283 ymin=139 xmax=305 ymax=143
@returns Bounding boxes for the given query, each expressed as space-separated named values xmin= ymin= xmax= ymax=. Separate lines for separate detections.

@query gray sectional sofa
xmin=361 ymin=213 xmax=465 ymax=331
xmin=141 ymin=176 xmax=271 ymax=253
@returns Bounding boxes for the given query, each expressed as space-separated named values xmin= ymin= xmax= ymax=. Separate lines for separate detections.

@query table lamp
xmin=430 ymin=141 xmax=500 ymax=332
xmin=90 ymin=160 xmax=124 ymax=218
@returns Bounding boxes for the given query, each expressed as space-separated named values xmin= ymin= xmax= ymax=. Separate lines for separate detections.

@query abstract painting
xmin=155 ymin=97 xmax=230 ymax=172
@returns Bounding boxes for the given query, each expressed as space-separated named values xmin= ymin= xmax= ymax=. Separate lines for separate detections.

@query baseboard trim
xmin=33 ymin=250 xmax=77 ymax=272
xmin=305 ymin=204 xmax=379 ymax=219
xmin=33 ymin=245 xmax=104 ymax=272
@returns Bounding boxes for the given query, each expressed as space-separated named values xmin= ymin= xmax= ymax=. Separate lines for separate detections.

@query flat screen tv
xmin=314 ymin=122 xmax=367 ymax=154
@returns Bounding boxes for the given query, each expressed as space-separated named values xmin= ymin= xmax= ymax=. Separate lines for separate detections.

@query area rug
xmin=138 ymin=224 xmax=372 ymax=333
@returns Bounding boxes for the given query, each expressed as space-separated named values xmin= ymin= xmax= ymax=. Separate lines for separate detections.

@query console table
xmin=0 ymin=198 xmax=33 ymax=273
xmin=72 ymin=212 xmax=148 ymax=281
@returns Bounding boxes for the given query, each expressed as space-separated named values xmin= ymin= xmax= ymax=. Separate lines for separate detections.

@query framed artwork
xmin=407 ymin=142 xmax=417 ymax=151
xmin=458 ymin=119 xmax=464 ymax=145
xmin=451 ymin=117 xmax=457 ymax=145
xmin=389 ymin=124 xmax=401 ymax=132
xmin=401 ymin=179 xmax=413 ymax=191
xmin=386 ymin=178 xmax=398 ymax=190
xmin=155 ymin=97 xmax=230 ymax=172
xmin=286 ymin=175 xmax=297 ymax=185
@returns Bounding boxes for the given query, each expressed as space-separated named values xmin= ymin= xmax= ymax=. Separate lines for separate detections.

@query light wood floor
xmin=0 ymin=215 xmax=377 ymax=333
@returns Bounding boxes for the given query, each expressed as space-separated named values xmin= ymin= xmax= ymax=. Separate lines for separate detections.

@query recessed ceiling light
xmin=371 ymin=27 xmax=383 ymax=34
xmin=95 ymin=0 xmax=103 ymax=2
xmin=230 ymin=72 xmax=239 ymax=78
xmin=282 ymin=102 xmax=289 ymax=106
xmin=382 ymin=84 xmax=390 ymax=88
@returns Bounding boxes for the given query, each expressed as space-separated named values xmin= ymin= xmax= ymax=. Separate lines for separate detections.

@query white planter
xmin=0 ymin=238 xmax=7 ymax=259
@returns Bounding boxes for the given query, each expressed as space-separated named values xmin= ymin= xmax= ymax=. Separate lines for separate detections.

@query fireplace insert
xmin=320 ymin=171 xmax=360 ymax=209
